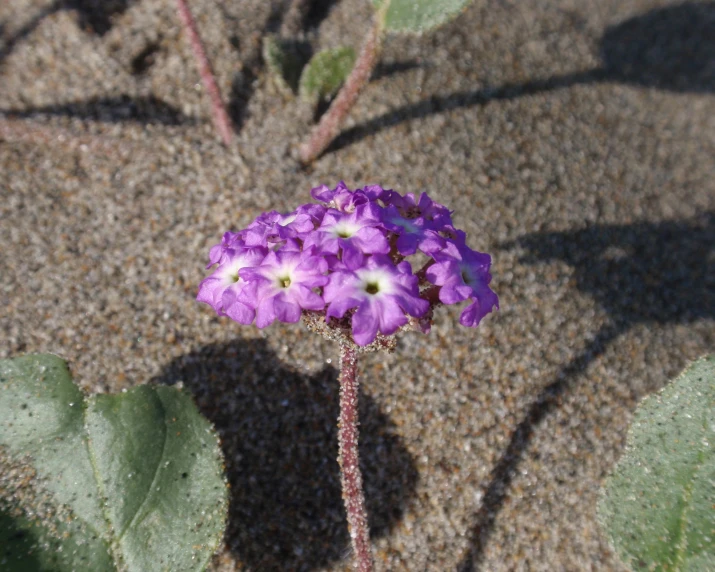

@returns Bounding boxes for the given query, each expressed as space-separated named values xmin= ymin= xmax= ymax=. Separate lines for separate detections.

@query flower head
xmin=198 ymin=183 xmax=497 ymax=347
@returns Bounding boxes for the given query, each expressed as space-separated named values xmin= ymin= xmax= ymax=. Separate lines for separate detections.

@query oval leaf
xmin=0 ymin=354 xmax=228 ymax=572
xmin=598 ymin=355 xmax=715 ymax=571
xmin=373 ymin=0 xmax=473 ymax=33
xmin=299 ymin=46 xmax=356 ymax=103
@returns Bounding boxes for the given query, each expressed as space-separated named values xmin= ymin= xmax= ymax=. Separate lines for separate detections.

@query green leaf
xmin=372 ymin=0 xmax=474 ymax=33
xmin=0 ymin=354 xmax=228 ymax=572
xmin=299 ymin=46 xmax=356 ymax=104
xmin=598 ymin=355 xmax=715 ymax=571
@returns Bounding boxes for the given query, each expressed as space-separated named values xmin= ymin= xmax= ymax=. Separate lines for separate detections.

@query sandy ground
xmin=1 ymin=0 xmax=714 ymax=570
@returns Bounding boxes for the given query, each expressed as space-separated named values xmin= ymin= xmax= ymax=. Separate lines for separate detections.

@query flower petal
xmin=352 ymin=302 xmax=380 ymax=346
xmin=255 ymin=297 xmax=278 ymax=328
xmin=376 ymin=298 xmax=409 ymax=335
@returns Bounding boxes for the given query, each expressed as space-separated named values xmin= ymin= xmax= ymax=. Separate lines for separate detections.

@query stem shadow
xmin=459 ymin=212 xmax=714 ymax=569
xmin=327 ymin=2 xmax=715 ymax=155
xmin=458 ymin=322 xmax=624 ymax=571
xmin=1 ymin=95 xmax=193 ymax=126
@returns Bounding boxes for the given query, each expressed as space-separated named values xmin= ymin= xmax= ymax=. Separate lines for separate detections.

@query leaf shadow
xmin=458 ymin=212 xmax=714 ymax=570
xmin=303 ymin=0 xmax=341 ymax=31
xmin=151 ymin=338 xmax=418 ymax=571
xmin=599 ymin=0 xmax=715 ymax=94
xmin=513 ymin=212 xmax=715 ymax=326
xmin=1 ymin=0 xmax=135 ymax=65
xmin=226 ymin=1 xmax=286 ymax=135
xmin=62 ymin=0 xmax=135 ymax=36
xmin=327 ymin=1 xmax=715 ymax=155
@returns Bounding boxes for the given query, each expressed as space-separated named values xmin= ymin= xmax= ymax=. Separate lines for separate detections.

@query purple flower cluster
xmin=198 ymin=183 xmax=498 ymax=346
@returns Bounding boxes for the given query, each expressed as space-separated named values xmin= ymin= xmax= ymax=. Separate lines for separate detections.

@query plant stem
xmin=337 ymin=343 xmax=373 ymax=572
xmin=175 ymin=0 xmax=234 ymax=146
xmin=298 ymin=6 xmax=385 ymax=164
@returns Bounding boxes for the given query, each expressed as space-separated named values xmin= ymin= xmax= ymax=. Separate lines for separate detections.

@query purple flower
xmin=311 ymin=181 xmax=370 ymax=213
xmin=392 ymin=192 xmax=453 ymax=231
xmin=324 ymin=255 xmax=429 ymax=346
xmin=207 ymin=231 xmax=245 ymax=268
xmin=199 ymin=182 xmax=497 ymax=341
xmin=243 ymin=206 xmax=324 ymax=248
xmin=303 ymin=203 xmax=390 ymax=270
xmin=272 ymin=204 xmax=326 ymax=240
xmin=358 ymin=184 xmax=396 ymax=204
xmin=425 ymin=241 xmax=498 ymax=327
xmin=238 ymin=249 xmax=329 ymax=327
xmin=380 ymin=205 xmax=445 ymax=256
xmin=197 ymin=247 xmax=267 ymax=323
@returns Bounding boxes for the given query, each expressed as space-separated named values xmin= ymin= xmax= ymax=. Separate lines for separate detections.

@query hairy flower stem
xmin=299 ymin=6 xmax=385 ymax=164
xmin=176 ymin=0 xmax=234 ymax=146
xmin=337 ymin=343 xmax=373 ymax=572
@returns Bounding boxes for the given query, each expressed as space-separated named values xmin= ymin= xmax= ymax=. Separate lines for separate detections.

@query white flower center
xmin=357 ymin=269 xmax=394 ymax=296
xmin=331 ymin=219 xmax=361 ymax=239
xmin=220 ymin=259 xmax=246 ymax=284
xmin=267 ymin=260 xmax=298 ymax=290
xmin=278 ymin=213 xmax=296 ymax=226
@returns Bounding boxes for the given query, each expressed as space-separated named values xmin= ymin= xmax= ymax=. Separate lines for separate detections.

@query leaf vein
xmin=116 ymin=396 xmax=169 ymax=542
xmin=83 ymin=402 xmax=120 ymax=569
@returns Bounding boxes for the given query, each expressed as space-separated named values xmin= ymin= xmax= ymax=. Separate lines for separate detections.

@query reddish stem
xmin=175 ymin=0 xmax=233 ymax=146
xmin=299 ymin=10 xmax=384 ymax=164
xmin=337 ymin=343 xmax=373 ymax=572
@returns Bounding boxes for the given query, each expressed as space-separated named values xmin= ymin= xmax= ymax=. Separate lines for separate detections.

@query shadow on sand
xmin=458 ymin=212 xmax=714 ymax=570
xmin=0 ymin=0 xmax=135 ymax=64
xmin=151 ymin=338 xmax=418 ymax=571
xmin=329 ymin=2 xmax=715 ymax=154
xmin=1 ymin=95 xmax=191 ymax=126
xmin=3 ymin=3 xmax=712 ymax=140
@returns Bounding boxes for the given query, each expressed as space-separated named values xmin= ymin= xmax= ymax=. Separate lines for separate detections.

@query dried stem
xmin=298 ymin=6 xmax=385 ymax=164
xmin=416 ymin=259 xmax=436 ymax=284
xmin=175 ymin=0 xmax=234 ymax=146
xmin=337 ymin=343 xmax=373 ymax=572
